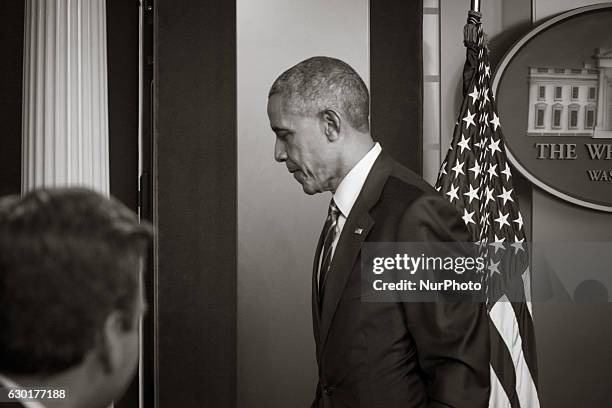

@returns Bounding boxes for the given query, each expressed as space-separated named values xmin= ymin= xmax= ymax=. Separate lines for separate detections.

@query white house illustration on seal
xmin=593 ymin=48 xmax=612 ymax=138
xmin=526 ymin=48 xmax=612 ymax=138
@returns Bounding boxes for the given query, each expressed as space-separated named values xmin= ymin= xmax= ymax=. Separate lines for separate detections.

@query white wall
xmin=423 ymin=1 xmax=441 ymax=185
xmin=236 ymin=1 xmax=369 ymax=406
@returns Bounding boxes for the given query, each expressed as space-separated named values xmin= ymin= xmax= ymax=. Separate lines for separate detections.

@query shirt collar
xmin=0 ymin=374 xmax=48 ymax=408
xmin=333 ymin=142 xmax=382 ymax=218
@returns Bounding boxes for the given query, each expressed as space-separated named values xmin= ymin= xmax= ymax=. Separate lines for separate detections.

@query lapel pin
xmin=354 ymin=227 xmax=363 ymax=235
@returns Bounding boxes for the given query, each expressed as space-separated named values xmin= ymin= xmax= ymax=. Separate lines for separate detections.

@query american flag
xmin=434 ymin=11 xmax=540 ymax=408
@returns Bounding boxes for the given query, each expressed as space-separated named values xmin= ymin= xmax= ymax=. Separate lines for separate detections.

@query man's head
xmin=267 ymin=56 xmax=372 ymax=194
xmin=0 ymin=188 xmax=153 ymax=407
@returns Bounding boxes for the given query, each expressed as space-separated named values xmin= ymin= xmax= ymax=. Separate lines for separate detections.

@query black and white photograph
xmin=1 ymin=0 xmax=612 ymax=407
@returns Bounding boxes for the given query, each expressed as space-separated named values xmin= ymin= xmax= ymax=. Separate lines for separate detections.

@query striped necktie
xmin=318 ymin=199 xmax=340 ymax=298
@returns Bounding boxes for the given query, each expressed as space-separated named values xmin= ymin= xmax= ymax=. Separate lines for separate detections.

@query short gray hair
xmin=269 ymin=56 xmax=370 ymax=132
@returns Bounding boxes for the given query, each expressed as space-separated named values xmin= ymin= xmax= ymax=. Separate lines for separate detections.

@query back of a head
xmin=0 ymin=188 xmax=153 ymax=377
xmin=269 ymin=56 xmax=370 ymax=132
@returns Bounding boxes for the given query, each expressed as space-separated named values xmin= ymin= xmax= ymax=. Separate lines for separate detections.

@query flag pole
xmin=471 ymin=0 xmax=481 ymax=13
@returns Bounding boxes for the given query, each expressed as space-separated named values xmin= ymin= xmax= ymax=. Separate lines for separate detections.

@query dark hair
xmin=0 ymin=188 xmax=153 ymax=375
xmin=269 ymin=56 xmax=370 ymax=132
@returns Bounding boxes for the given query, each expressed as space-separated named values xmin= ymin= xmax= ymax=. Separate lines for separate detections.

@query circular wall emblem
xmin=493 ymin=3 xmax=612 ymax=212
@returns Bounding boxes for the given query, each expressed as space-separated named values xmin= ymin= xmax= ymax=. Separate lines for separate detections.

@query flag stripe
xmin=510 ymin=301 xmax=538 ymax=387
xmin=521 ymin=268 xmax=533 ymax=317
xmin=489 ymin=319 xmax=521 ymax=408
xmin=491 ymin=267 xmax=539 ymax=385
xmin=489 ymin=363 xmax=514 ymax=408
xmin=501 ymin=266 xmax=539 ymax=384
xmin=490 ymin=299 xmax=540 ymax=408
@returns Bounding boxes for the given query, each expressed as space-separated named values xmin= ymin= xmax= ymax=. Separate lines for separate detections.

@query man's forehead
xmin=268 ymin=95 xmax=293 ymax=126
xmin=268 ymin=93 xmax=286 ymax=112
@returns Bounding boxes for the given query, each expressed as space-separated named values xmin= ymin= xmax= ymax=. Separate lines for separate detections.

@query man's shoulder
xmin=381 ymin=159 xmax=440 ymax=204
xmin=371 ymin=155 xmax=462 ymax=221
xmin=372 ymin=156 xmax=468 ymax=241
xmin=361 ymin=150 xmax=455 ymax=222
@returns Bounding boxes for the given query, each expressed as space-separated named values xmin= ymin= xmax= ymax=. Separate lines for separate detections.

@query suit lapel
xmin=318 ymin=151 xmax=394 ymax=356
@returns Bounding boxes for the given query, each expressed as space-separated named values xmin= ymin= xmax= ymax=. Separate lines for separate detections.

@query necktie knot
xmin=318 ymin=199 xmax=340 ymax=302
xmin=328 ymin=199 xmax=340 ymax=219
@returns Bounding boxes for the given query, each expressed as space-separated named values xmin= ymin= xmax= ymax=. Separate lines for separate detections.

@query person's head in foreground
xmin=0 ymin=188 xmax=153 ymax=408
xmin=267 ymin=56 xmax=374 ymax=195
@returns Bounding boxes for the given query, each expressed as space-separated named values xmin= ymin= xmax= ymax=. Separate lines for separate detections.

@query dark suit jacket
xmin=1 ymin=402 xmax=26 ymax=407
xmin=311 ymin=151 xmax=490 ymax=408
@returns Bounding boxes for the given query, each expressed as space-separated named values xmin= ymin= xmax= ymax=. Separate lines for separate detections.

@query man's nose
xmin=274 ymin=139 xmax=287 ymax=162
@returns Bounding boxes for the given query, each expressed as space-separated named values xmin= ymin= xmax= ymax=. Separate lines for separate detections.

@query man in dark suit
xmin=267 ymin=57 xmax=490 ymax=407
xmin=0 ymin=188 xmax=153 ymax=408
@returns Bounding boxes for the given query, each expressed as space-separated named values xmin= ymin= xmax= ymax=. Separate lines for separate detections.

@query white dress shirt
xmin=0 ymin=374 xmax=47 ymax=408
xmin=331 ymin=142 xmax=382 ymax=258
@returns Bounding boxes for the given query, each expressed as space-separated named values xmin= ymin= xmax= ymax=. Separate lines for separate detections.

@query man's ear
xmin=97 ymin=311 xmax=125 ymax=375
xmin=321 ymin=109 xmax=341 ymax=141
